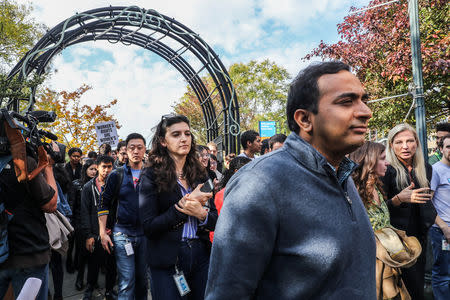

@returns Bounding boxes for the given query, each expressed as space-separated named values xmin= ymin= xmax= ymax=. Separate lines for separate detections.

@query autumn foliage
xmin=305 ymin=0 xmax=449 ymax=134
xmin=36 ymin=84 xmax=120 ymax=153
xmin=173 ymin=60 xmax=290 ymax=144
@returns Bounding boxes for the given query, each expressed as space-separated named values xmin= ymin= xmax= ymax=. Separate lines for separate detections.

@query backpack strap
xmin=106 ymin=167 xmax=124 ymax=230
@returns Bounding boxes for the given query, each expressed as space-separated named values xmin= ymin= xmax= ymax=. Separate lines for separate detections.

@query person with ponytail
xmin=382 ymin=123 xmax=436 ymax=300
xmin=139 ymin=114 xmax=217 ymax=300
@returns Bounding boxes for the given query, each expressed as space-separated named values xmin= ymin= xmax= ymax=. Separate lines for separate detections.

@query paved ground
xmin=48 ymin=256 xmax=152 ymax=300
xmin=49 ymin=259 xmax=108 ymax=300
xmin=49 ymin=255 xmax=433 ymax=300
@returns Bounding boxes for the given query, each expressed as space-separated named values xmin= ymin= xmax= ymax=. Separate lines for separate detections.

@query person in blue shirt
xmin=430 ymin=134 xmax=450 ymax=300
xmin=98 ymin=133 xmax=148 ymax=300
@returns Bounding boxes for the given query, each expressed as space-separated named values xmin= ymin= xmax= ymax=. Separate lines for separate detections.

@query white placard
xmin=95 ymin=121 xmax=119 ymax=148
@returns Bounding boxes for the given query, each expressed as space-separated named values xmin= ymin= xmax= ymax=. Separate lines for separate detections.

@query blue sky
xmin=18 ymin=0 xmax=371 ymax=143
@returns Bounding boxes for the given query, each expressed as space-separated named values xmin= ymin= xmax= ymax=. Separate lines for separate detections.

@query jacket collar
xmin=123 ymin=163 xmax=143 ymax=174
xmin=284 ymin=133 xmax=357 ymax=184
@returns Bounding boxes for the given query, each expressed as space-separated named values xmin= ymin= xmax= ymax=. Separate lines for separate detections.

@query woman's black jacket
xmin=79 ymin=178 xmax=101 ymax=240
xmin=381 ymin=163 xmax=436 ymax=241
xmin=139 ymin=167 xmax=218 ymax=268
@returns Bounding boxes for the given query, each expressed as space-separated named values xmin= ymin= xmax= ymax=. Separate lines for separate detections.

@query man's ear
xmin=294 ymin=109 xmax=313 ymax=133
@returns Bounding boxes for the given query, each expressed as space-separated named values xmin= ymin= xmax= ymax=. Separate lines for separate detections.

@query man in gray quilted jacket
xmin=206 ymin=61 xmax=376 ymax=300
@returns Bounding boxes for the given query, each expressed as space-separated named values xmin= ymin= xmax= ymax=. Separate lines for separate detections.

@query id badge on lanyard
xmin=443 ymin=239 xmax=450 ymax=251
xmin=173 ymin=264 xmax=190 ymax=296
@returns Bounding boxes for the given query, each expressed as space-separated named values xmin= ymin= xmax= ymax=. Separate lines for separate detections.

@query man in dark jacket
xmin=80 ymin=155 xmax=116 ymax=300
xmin=206 ymin=61 xmax=376 ymax=299
xmin=98 ymin=133 xmax=148 ymax=300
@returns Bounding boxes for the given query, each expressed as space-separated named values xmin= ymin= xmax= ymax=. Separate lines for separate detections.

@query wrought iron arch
xmin=4 ymin=6 xmax=240 ymax=154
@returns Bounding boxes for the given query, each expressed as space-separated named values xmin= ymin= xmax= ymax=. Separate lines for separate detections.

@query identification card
xmin=443 ymin=239 xmax=450 ymax=251
xmin=124 ymin=242 xmax=134 ymax=256
xmin=173 ymin=271 xmax=190 ymax=296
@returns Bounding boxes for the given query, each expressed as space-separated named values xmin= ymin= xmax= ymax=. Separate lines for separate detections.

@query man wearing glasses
xmin=98 ymin=133 xmax=149 ymax=300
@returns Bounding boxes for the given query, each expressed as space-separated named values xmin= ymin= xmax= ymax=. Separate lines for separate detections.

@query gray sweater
xmin=206 ymin=133 xmax=376 ymax=300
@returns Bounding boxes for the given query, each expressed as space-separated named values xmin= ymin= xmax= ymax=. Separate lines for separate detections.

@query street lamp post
xmin=408 ymin=0 xmax=428 ymax=159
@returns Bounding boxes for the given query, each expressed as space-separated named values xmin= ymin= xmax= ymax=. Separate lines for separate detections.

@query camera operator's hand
xmin=47 ymin=141 xmax=60 ymax=165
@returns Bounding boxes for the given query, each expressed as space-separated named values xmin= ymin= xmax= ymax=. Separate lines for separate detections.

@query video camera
xmin=0 ymin=109 xmax=65 ymax=163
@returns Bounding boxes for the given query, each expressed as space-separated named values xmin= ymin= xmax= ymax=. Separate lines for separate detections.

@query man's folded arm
xmin=205 ymin=175 xmax=278 ymax=299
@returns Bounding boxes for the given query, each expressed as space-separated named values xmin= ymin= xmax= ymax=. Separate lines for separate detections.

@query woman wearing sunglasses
xmin=139 ymin=114 xmax=217 ymax=300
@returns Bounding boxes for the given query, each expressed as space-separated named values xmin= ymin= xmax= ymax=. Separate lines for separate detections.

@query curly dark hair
xmin=148 ymin=114 xmax=206 ymax=193
xmin=349 ymin=141 xmax=386 ymax=208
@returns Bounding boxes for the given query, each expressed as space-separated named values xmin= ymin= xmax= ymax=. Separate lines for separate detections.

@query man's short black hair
xmin=436 ymin=122 xmax=450 ymax=133
xmin=126 ymin=133 xmax=146 ymax=146
xmin=96 ymin=155 xmax=114 ymax=166
xmin=240 ymin=130 xmax=259 ymax=150
xmin=438 ymin=134 xmax=450 ymax=149
xmin=116 ymin=140 xmax=127 ymax=151
xmin=269 ymin=134 xmax=287 ymax=150
xmin=87 ymin=151 xmax=97 ymax=159
xmin=287 ymin=61 xmax=351 ymax=134
xmin=68 ymin=147 xmax=82 ymax=156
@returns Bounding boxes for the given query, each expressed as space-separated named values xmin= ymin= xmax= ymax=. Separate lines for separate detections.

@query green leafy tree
xmin=305 ymin=0 xmax=449 ymax=135
xmin=173 ymin=60 xmax=291 ymax=143
xmin=0 ymin=0 xmax=46 ymax=110
xmin=0 ymin=0 xmax=44 ymax=68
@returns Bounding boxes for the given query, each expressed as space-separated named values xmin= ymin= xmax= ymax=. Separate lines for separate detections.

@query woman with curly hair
xmin=139 ymin=114 xmax=217 ymax=300
xmin=349 ymin=141 xmax=390 ymax=230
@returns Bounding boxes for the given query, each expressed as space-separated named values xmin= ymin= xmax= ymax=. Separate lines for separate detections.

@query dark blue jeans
xmin=430 ymin=226 xmax=450 ymax=300
xmin=150 ymin=239 xmax=210 ymax=300
xmin=0 ymin=263 xmax=49 ymax=300
xmin=113 ymin=232 xmax=148 ymax=300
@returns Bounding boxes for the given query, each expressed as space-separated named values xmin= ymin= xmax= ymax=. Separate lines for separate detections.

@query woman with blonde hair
xmin=382 ymin=123 xmax=436 ymax=300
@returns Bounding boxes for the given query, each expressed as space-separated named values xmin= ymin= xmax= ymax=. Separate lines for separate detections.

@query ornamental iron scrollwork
xmin=4 ymin=6 xmax=240 ymax=154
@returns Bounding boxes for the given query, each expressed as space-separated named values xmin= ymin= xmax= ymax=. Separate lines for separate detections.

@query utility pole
xmin=408 ymin=0 xmax=428 ymax=159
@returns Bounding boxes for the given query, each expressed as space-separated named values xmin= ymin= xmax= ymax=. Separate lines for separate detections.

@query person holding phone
xmin=381 ymin=123 xmax=436 ymax=300
xmin=139 ymin=114 xmax=217 ymax=300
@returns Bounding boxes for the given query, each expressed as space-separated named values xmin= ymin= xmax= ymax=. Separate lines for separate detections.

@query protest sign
xmin=95 ymin=121 xmax=119 ymax=148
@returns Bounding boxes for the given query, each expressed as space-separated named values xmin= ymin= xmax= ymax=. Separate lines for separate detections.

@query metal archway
xmin=4 ymin=6 xmax=240 ymax=154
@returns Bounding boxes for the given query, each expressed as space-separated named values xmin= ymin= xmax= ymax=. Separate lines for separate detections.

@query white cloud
xmin=47 ymin=41 xmax=186 ymax=139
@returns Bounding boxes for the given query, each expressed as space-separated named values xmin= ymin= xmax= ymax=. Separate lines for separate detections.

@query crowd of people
xmin=0 ymin=61 xmax=449 ymax=300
